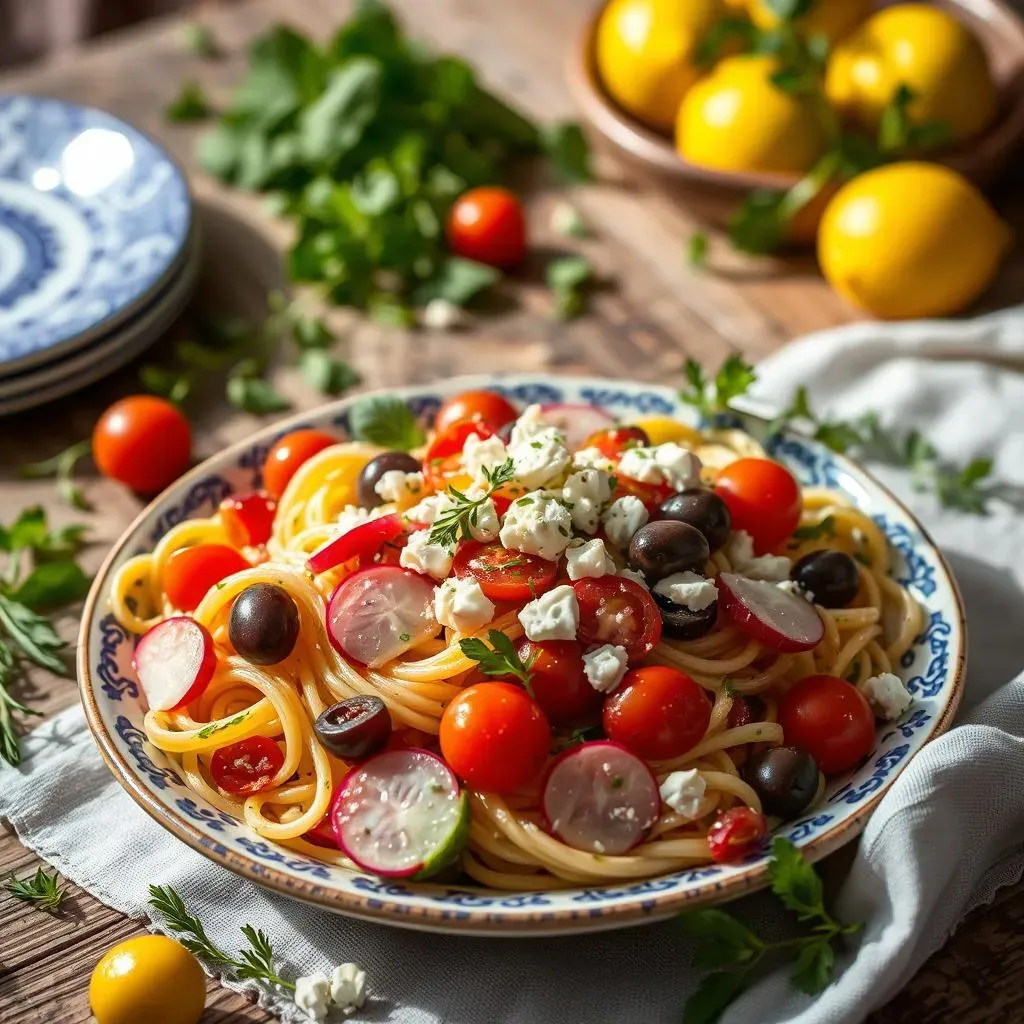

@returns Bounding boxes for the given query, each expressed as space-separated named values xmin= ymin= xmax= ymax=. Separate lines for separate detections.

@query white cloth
xmin=4 ymin=308 xmax=1024 ymax=1024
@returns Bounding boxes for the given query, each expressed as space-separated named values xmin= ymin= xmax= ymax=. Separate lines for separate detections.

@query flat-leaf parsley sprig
xmin=428 ymin=458 xmax=516 ymax=548
xmin=459 ymin=629 xmax=538 ymax=695
xmin=679 ymin=354 xmax=758 ymax=421
xmin=680 ymin=837 xmax=861 ymax=1024
xmin=3 ymin=867 xmax=68 ymax=912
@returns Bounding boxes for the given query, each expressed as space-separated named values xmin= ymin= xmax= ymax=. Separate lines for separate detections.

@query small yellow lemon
xmin=90 ymin=935 xmax=207 ymax=1024
xmin=631 ymin=417 xmax=703 ymax=448
xmin=826 ymin=4 xmax=997 ymax=144
xmin=818 ymin=163 xmax=1011 ymax=320
xmin=596 ymin=0 xmax=724 ymax=132
xmin=749 ymin=0 xmax=872 ymax=45
xmin=677 ymin=54 xmax=825 ymax=174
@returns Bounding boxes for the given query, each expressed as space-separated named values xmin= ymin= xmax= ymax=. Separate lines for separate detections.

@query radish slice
xmin=541 ymin=740 xmax=660 ymax=855
xmin=331 ymin=748 xmax=470 ymax=878
xmin=717 ymin=572 xmax=824 ymax=653
xmin=326 ymin=566 xmax=437 ymax=667
xmin=540 ymin=402 xmax=615 ymax=450
xmin=307 ymin=513 xmax=404 ymax=575
xmin=133 ymin=616 xmax=217 ymax=712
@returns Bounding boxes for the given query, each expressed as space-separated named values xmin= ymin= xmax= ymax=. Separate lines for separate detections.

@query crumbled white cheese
xmin=551 ymin=201 xmax=586 ymax=237
xmin=295 ymin=975 xmax=332 ymax=1022
xmin=330 ymin=963 xmax=367 ymax=1013
xmin=653 ymin=571 xmax=718 ymax=612
xmin=518 ymin=584 xmax=579 ymax=642
xmin=335 ymin=504 xmax=386 ymax=536
xmin=582 ymin=644 xmax=629 ymax=693
xmin=859 ymin=672 xmax=913 ymax=721
xmin=468 ymin=496 xmax=500 ymax=543
xmin=565 ymin=538 xmax=616 ymax=581
xmin=659 ymin=769 xmax=707 ymax=819
xmin=618 ymin=566 xmax=649 ymax=589
xmin=777 ymin=579 xmax=813 ymax=602
xmin=602 ymin=495 xmax=649 ymax=550
xmin=509 ymin=427 xmax=571 ymax=490
xmin=399 ymin=529 xmax=454 ymax=580
xmin=508 ymin=403 xmax=550 ymax=448
xmin=725 ymin=529 xmax=792 ymax=582
xmin=563 ymin=467 xmax=613 ymax=535
xmin=463 ymin=432 xmax=509 ymax=483
xmin=499 ymin=492 xmax=574 ymax=561
xmin=422 ymin=298 xmax=463 ymax=330
xmin=404 ymin=494 xmax=445 ymax=526
xmin=374 ymin=469 xmax=425 ymax=506
xmin=435 ymin=577 xmax=495 ymax=634
xmin=572 ymin=446 xmax=616 ymax=473
xmin=617 ymin=443 xmax=701 ymax=491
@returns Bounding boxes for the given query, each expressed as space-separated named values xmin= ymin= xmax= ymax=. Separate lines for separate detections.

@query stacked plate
xmin=0 ymin=95 xmax=198 ymax=415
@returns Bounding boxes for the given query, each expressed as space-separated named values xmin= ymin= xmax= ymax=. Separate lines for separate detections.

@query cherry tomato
xmin=572 ymin=576 xmax=662 ymax=662
xmin=163 ymin=544 xmax=249 ymax=612
xmin=603 ymin=666 xmax=710 ymax=760
xmin=307 ymin=513 xmax=405 ymax=575
xmin=92 ymin=395 xmax=191 ymax=494
xmin=453 ymin=541 xmax=557 ymax=602
xmin=706 ymin=807 xmax=768 ymax=864
xmin=584 ymin=425 xmax=649 ymax=461
xmin=423 ymin=420 xmax=495 ymax=491
xmin=220 ymin=493 xmax=277 ymax=548
xmin=778 ymin=674 xmax=875 ymax=776
xmin=439 ymin=682 xmax=551 ymax=793
xmin=612 ymin=474 xmax=675 ymax=514
xmin=714 ymin=458 xmax=802 ymax=554
xmin=435 ymin=391 xmax=519 ymax=436
xmin=210 ymin=736 xmax=284 ymax=795
xmin=514 ymin=638 xmax=599 ymax=725
xmin=447 ymin=187 xmax=527 ymax=269
xmin=263 ymin=429 xmax=336 ymax=499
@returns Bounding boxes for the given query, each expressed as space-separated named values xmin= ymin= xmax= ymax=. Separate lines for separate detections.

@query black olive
xmin=652 ymin=589 xmax=718 ymax=640
xmin=791 ymin=550 xmax=860 ymax=608
xmin=658 ymin=489 xmax=731 ymax=553
xmin=628 ymin=520 xmax=710 ymax=583
xmin=229 ymin=584 xmax=299 ymax=666
xmin=315 ymin=695 xmax=392 ymax=760
xmin=357 ymin=452 xmax=422 ymax=508
xmin=743 ymin=746 xmax=820 ymax=818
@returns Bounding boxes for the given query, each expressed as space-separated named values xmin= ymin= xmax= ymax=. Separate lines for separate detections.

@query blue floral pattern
xmin=114 ymin=716 xmax=183 ymax=790
xmin=176 ymin=798 xmax=237 ymax=833
xmin=903 ymin=611 xmax=952 ymax=698
xmin=873 ymin=515 xmax=937 ymax=597
xmin=96 ymin=614 xmax=137 ymax=701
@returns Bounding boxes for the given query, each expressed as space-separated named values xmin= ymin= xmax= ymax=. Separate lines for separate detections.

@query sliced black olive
xmin=315 ymin=695 xmax=392 ymax=760
xmin=228 ymin=584 xmax=300 ymax=666
xmin=652 ymin=589 xmax=717 ymax=640
xmin=357 ymin=452 xmax=422 ymax=508
xmin=658 ymin=489 xmax=731 ymax=552
xmin=628 ymin=520 xmax=710 ymax=583
xmin=743 ymin=746 xmax=820 ymax=818
xmin=791 ymin=550 xmax=860 ymax=608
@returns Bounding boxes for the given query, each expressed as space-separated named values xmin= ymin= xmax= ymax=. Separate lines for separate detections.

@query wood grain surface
xmin=0 ymin=1 xmax=1022 ymax=1022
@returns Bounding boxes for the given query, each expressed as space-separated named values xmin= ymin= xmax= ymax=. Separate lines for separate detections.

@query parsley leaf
xmin=540 ymin=122 xmax=592 ymax=183
xmin=349 ymin=396 xmax=425 ymax=451
xmin=166 ymin=79 xmax=213 ymax=123
xmin=680 ymin=354 xmax=757 ymax=419
xmin=768 ymin=834 xmax=824 ymax=919
xmin=678 ymin=909 xmax=762 ymax=969
xmin=459 ymin=629 xmax=537 ymax=694
xmin=792 ymin=515 xmax=835 ymax=541
xmin=688 ymin=231 xmax=709 ymax=268
xmin=300 ymin=350 xmax=361 ymax=396
xmin=413 ymin=257 xmax=499 ymax=308
xmin=683 ymin=970 xmax=751 ymax=1024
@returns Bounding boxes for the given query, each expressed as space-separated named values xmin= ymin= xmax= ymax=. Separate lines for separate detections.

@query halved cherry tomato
xmin=210 ymin=736 xmax=284 ymax=795
xmin=163 ymin=544 xmax=249 ymax=612
xmin=612 ymin=475 xmax=675 ymax=514
xmin=219 ymin=493 xmax=277 ymax=548
xmin=778 ymin=674 xmax=875 ymax=776
xmin=514 ymin=638 xmax=599 ymax=725
xmin=439 ymin=682 xmax=551 ymax=793
xmin=263 ymin=429 xmax=336 ymax=499
xmin=423 ymin=420 xmax=495 ymax=491
xmin=303 ymin=813 xmax=340 ymax=849
xmin=447 ymin=187 xmax=527 ymax=269
xmin=706 ymin=807 xmax=768 ymax=864
xmin=435 ymin=391 xmax=518 ymax=436
xmin=714 ymin=458 xmax=802 ymax=554
xmin=572 ymin=576 xmax=662 ymax=662
xmin=602 ymin=666 xmax=710 ymax=760
xmin=584 ymin=425 xmax=649 ymax=461
xmin=453 ymin=541 xmax=557 ymax=602
xmin=307 ymin=513 xmax=405 ymax=575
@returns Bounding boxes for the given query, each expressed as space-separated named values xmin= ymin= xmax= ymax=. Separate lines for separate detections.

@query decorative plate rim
xmin=77 ymin=375 xmax=967 ymax=936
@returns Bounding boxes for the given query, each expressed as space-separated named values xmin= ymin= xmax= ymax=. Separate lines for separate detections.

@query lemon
xmin=749 ymin=0 xmax=872 ymax=45
xmin=632 ymin=417 xmax=703 ymax=448
xmin=596 ymin=0 xmax=724 ymax=132
xmin=826 ymin=4 xmax=997 ymax=144
xmin=818 ymin=163 xmax=1011 ymax=320
xmin=676 ymin=54 xmax=825 ymax=174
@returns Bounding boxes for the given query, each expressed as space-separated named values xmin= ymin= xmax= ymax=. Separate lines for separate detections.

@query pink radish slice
xmin=307 ymin=513 xmax=403 ymax=575
xmin=717 ymin=572 xmax=824 ymax=653
xmin=331 ymin=748 xmax=470 ymax=878
xmin=133 ymin=616 xmax=217 ymax=711
xmin=326 ymin=565 xmax=437 ymax=667
xmin=303 ymin=813 xmax=340 ymax=850
xmin=540 ymin=402 xmax=615 ymax=450
xmin=542 ymin=740 xmax=660 ymax=855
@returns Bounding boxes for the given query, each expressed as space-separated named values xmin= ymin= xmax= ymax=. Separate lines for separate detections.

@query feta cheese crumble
xmin=565 ymin=538 xmax=616 ymax=580
xmin=422 ymin=298 xmax=463 ymax=330
xmin=330 ymin=963 xmax=368 ymax=1014
xmin=499 ymin=492 xmax=574 ymax=561
xmin=617 ymin=443 xmax=701 ymax=491
xmin=508 ymin=404 xmax=551 ymax=448
xmin=467 ymin=495 xmax=500 ymax=543
xmin=653 ymin=571 xmax=718 ymax=612
xmin=435 ymin=577 xmax=495 ymax=634
xmin=374 ymin=469 xmax=424 ymax=506
xmin=659 ymin=769 xmax=707 ymax=819
xmin=563 ymin=467 xmax=613 ymax=534
xmin=618 ymin=566 xmax=649 ymax=589
xmin=463 ymin=432 xmax=508 ymax=483
xmin=572 ymin=446 xmax=616 ymax=473
xmin=518 ymin=584 xmax=579 ymax=642
xmin=777 ymin=579 xmax=813 ymax=602
xmin=582 ymin=644 xmax=629 ymax=693
xmin=399 ymin=529 xmax=454 ymax=580
xmin=295 ymin=975 xmax=332 ymax=1022
xmin=858 ymin=672 xmax=913 ymax=721
xmin=404 ymin=494 xmax=445 ymax=526
xmin=509 ymin=426 xmax=571 ymax=490
xmin=725 ymin=529 xmax=792 ymax=582
xmin=334 ymin=504 xmax=386 ymax=537
xmin=602 ymin=495 xmax=649 ymax=550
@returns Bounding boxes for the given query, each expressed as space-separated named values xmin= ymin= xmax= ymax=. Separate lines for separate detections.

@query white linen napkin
xmin=4 ymin=307 xmax=1024 ymax=1024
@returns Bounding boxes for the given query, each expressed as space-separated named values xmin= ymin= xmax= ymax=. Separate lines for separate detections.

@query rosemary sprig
xmin=3 ymin=867 xmax=67 ymax=912
xmin=428 ymin=457 xmax=516 ymax=548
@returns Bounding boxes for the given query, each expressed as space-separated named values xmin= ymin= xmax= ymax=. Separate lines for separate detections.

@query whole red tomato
xmin=447 ymin=187 xmax=527 ymax=268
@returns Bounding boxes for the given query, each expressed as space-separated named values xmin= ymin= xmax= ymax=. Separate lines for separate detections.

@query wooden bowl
xmin=567 ymin=0 xmax=1024 ymax=218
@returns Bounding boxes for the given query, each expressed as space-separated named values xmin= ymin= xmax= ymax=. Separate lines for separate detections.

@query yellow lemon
xmin=632 ymin=417 xmax=703 ymax=448
xmin=749 ymin=0 xmax=872 ymax=45
xmin=90 ymin=935 xmax=206 ymax=1024
xmin=677 ymin=54 xmax=825 ymax=174
xmin=826 ymin=4 xmax=997 ymax=144
xmin=596 ymin=0 xmax=724 ymax=132
xmin=818 ymin=163 xmax=1011 ymax=320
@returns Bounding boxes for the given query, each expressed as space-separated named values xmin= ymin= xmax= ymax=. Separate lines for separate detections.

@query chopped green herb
xmin=459 ymin=629 xmax=537 ymax=695
xmin=197 ymin=711 xmax=250 ymax=739
xmin=792 ymin=515 xmax=836 ymax=541
xmin=166 ymin=79 xmax=213 ymax=123
xmin=680 ymin=354 xmax=757 ymax=420
xmin=688 ymin=231 xmax=709 ymax=268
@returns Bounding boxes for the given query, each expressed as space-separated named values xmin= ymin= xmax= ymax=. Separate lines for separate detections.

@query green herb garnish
xmin=791 ymin=515 xmax=836 ymax=541
xmin=166 ymin=79 xmax=213 ymax=123
xmin=182 ymin=21 xmax=222 ymax=59
xmin=349 ymin=396 xmax=426 ymax=451
xmin=300 ymin=350 xmax=362 ymax=396
xmin=546 ymin=256 xmax=594 ymax=320
xmin=459 ymin=629 xmax=537 ymax=695
xmin=688 ymin=231 xmax=709 ymax=268
xmin=428 ymin=458 xmax=515 ymax=547
xmin=19 ymin=440 xmax=92 ymax=511
xmin=680 ymin=354 xmax=757 ymax=420
xmin=197 ymin=710 xmax=251 ymax=740
xmin=3 ymin=867 xmax=67 ymax=912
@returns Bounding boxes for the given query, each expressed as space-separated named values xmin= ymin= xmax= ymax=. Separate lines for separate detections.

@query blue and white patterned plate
xmin=78 ymin=376 xmax=966 ymax=936
xmin=0 ymin=95 xmax=191 ymax=375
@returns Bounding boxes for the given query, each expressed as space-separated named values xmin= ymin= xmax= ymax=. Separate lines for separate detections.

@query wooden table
xmin=1 ymin=1 xmax=1023 ymax=1021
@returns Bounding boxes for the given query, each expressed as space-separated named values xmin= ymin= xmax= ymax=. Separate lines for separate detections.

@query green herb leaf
xmin=300 ymin=58 xmax=382 ymax=163
xmin=300 ymin=350 xmax=361 ymax=396
xmin=349 ymin=396 xmax=425 ymax=450
xmin=10 ymin=562 xmax=90 ymax=612
xmin=182 ymin=21 xmax=222 ymax=59
xmin=695 ymin=17 xmax=758 ymax=67
xmin=0 ymin=595 xmax=66 ymax=675
xmin=541 ymin=122 xmax=592 ymax=183
xmin=878 ymin=83 xmax=951 ymax=154
xmin=688 ymin=231 xmax=709 ymax=268
xmin=683 ymin=970 xmax=750 ymax=1024
xmin=768 ymin=834 xmax=824 ymax=920
xmin=166 ymin=79 xmax=213 ymax=123
xmin=141 ymin=365 xmax=194 ymax=405
xmin=765 ymin=0 xmax=815 ymax=20
xmin=292 ymin=314 xmax=335 ymax=350
xmin=3 ymin=867 xmax=67 ymax=912
xmin=428 ymin=458 xmax=515 ymax=548
xmin=414 ymin=257 xmax=499 ymax=308
xmin=547 ymin=256 xmax=594 ymax=320
xmin=18 ymin=440 xmax=92 ymax=511
xmin=792 ymin=515 xmax=835 ymax=541
xmin=227 ymin=376 xmax=292 ymax=415
xmin=678 ymin=909 xmax=763 ymax=969
xmin=197 ymin=710 xmax=251 ymax=740
xmin=459 ymin=629 xmax=537 ymax=693
xmin=790 ymin=939 xmax=835 ymax=995
xmin=714 ymin=354 xmax=758 ymax=409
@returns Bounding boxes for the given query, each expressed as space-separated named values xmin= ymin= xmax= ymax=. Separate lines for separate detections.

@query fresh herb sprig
xmin=349 ymin=395 xmax=425 ymax=450
xmin=3 ymin=867 xmax=68 ymax=912
xmin=166 ymin=79 xmax=213 ymax=123
xmin=681 ymin=837 xmax=861 ymax=1023
xmin=428 ymin=458 xmax=516 ymax=548
xmin=680 ymin=354 xmax=758 ymax=420
xmin=19 ymin=440 xmax=93 ymax=511
xmin=149 ymin=884 xmax=295 ymax=991
xmin=459 ymin=629 xmax=537 ymax=694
